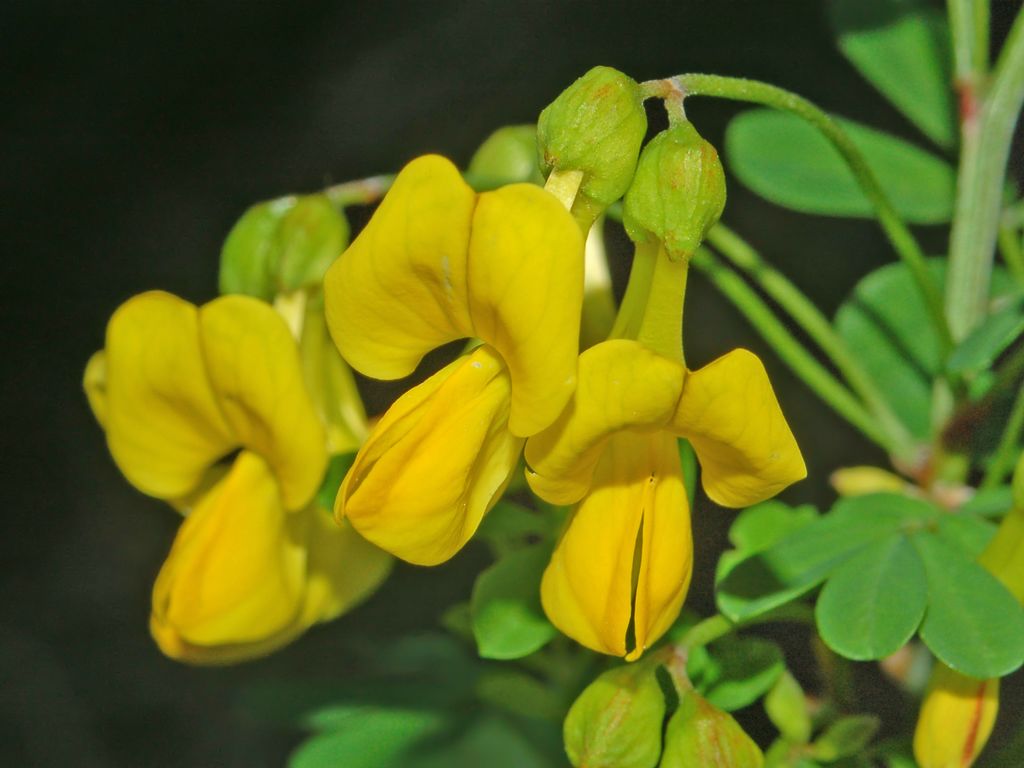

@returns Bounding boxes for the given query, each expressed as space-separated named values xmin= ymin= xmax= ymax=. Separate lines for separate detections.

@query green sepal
xmin=273 ymin=194 xmax=350 ymax=292
xmin=219 ymin=196 xmax=296 ymax=299
xmin=467 ymin=125 xmax=544 ymax=190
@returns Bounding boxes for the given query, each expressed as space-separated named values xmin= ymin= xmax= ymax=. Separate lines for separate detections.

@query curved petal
xmin=672 ymin=348 xmax=806 ymax=508
xmin=541 ymin=432 xmax=692 ymax=659
xmin=104 ymin=291 xmax=234 ymax=500
xmin=150 ymin=452 xmax=308 ymax=661
xmin=199 ymin=295 xmax=327 ymax=510
xmin=301 ymin=512 xmax=393 ymax=625
xmin=525 ymin=340 xmax=685 ymax=505
xmin=83 ymin=350 xmax=108 ymax=428
xmin=337 ymin=346 xmax=523 ymax=565
xmin=914 ymin=663 xmax=998 ymax=768
xmin=468 ymin=183 xmax=585 ymax=436
xmin=324 ymin=155 xmax=475 ymax=379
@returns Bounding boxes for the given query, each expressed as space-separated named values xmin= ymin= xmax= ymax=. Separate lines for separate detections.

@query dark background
xmin=3 ymin=1 xmax=1022 ymax=765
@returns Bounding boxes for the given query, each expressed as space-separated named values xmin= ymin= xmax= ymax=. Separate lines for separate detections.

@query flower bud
xmin=830 ymin=465 xmax=907 ymax=497
xmin=660 ymin=688 xmax=764 ymax=768
xmin=218 ymin=194 xmax=350 ymax=300
xmin=563 ymin=658 xmax=666 ymax=768
xmin=913 ymin=662 xmax=998 ymax=768
xmin=623 ymin=121 xmax=726 ymax=261
xmin=537 ymin=66 xmax=647 ymax=217
xmin=467 ymin=124 xmax=543 ymax=190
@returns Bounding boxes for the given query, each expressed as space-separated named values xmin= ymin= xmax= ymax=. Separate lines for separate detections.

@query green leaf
xmin=764 ymin=671 xmax=812 ymax=744
xmin=935 ymin=512 xmax=997 ymax=557
xmin=475 ymin=500 xmax=553 ymax=554
xmin=288 ymin=709 xmax=450 ymax=768
xmin=914 ymin=533 xmax=1024 ymax=677
xmin=816 ymin=534 xmax=927 ymax=660
xmin=475 ymin=670 xmax=563 ymax=721
xmin=828 ymin=0 xmax=954 ymax=147
xmin=219 ymin=197 xmax=296 ymax=299
xmin=691 ymin=636 xmax=785 ymax=712
xmin=315 ymin=452 xmax=356 ymax=511
xmin=717 ymin=493 xmax=935 ymax=622
xmin=810 ymin=715 xmax=880 ymax=762
xmin=724 ymin=110 xmax=955 ymax=223
xmin=959 ymin=486 xmax=1015 ymax=517
xmin=728 ymin=501 xmax=819 ymax=553
xmin=471 ymin=542 xmax=556 ymax=660
xmin=835 ymin=261 xmax=1018 ymax=440
xmin=946 ymin=295 xmax=1024 ymax=375
xmin=407 ymin=714 xmax=558 ymax=768
xmin=564 ymin=660 xmax=666 ymax=768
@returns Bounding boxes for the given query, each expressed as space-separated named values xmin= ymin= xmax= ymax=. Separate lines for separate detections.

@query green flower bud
xmin=563 ymin=659 xmax=666 ymax=768
xmin=272 ymin=194 xmax=350 ymax=293
xmin=660 ymin=689 xmax=764 ymax=768
xmin=537 ymin=66 xmax=647 ymax=214
xmin=219 ymin=196 xmax=296 ymax=300
xmin=467 ymin=124 xmax=543 ymax=191
xmin=623 ymin=121 xmax=727 ymax=261
xmin=219 ymin=194 xmax=350 ymax=299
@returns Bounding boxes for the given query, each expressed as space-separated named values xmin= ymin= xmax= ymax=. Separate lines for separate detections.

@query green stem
xmin=649 ymin=73 xmax=952 ymax=352
xmin=692 ymin=249 xmax=897 ymax=451
xmin=678 ymin=604 xmax=815 ymax=651
xmin=947 ymin=0 xmax=989 ymax=86
xmin=323 ymin=174 xmax=395 ymax=207
xmin=610 ymin=241 xmax=658 ymax=340
xmin=707 ymin=224 xmax=917 ymax=458
xmin=635 ymin=246 xmax=689 ymax=364
xmin=946 ymin=6 xmax=1024 ymax=339
xmin=981 ymin=383 xmax=1024 ymax=490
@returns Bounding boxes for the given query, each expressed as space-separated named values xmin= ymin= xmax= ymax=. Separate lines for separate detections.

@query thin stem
xmin=678 ymin=604 xmax=815 ymax=651
xmin=323 ymin=174 xmax=395 ymax=207
xmin=707 ymin=224 xmax=918 ymax=458
xmin=981 ymin=383 xmax=1024 ymax=490
xmin=648 ymin=73 xmax=952 ymax=352
xmin=692 ymin=249 xmax=897 ymax=451
xmin=946 ymin=6 xmax=1024 ymax=339
xmin=610 ymin=242 xmax=657 ymax=340
xmin=635 ymin=246 xmax=688 ymax=364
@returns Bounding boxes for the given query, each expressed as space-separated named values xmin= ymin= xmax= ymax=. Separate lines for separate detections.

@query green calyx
xmin=537 ymin=66 xmax=647 ymax=226
xmin=467 ymin=124 xmax=544 ymax=191
xmin=623 ymin=121 xmax=726 ymax=262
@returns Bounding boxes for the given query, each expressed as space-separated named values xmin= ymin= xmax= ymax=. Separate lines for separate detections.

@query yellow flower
xmin=526 ymin=340 xmax=805 ymax=659
xmin=84 ymin=291 xmax=391 ymax=664
xmin=325 ymin=154 xmax=584 ymax=565
xmin=913 ymin=662 xmax=998 ymax=768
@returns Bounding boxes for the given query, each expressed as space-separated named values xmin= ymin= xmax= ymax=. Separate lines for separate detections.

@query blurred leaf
xmin=717 ymin=493 xmax=936 ymax=622
xmin=765 ymin=671 xmax=812 ymax=744
xmin=288 ymin=708 xmax=450 ymax=768
xmin=935 ymin=512 xmax=997 ymax=557
xmin=725 ymin=110 xmax=955 ymax=223
xmin=960 ymin=486 xmax=1015 ymax=517
xmin=914 ymin=533 xmax=1024 ymax=677
xmin=407 ymin=714 xmax=558 ymax=768
xmin=219 ymin=197 xmax=295 ymax=299
xmin=475 ymin=500 xmax=552 ymax=554
xmin=691 ymin=636 xmax=784 ymax=712
xmin=728 ymin=501 xmax=819 ymax=553
xmin=440 ymin=602 xmax=474 ymax=640
xmin=315 ymin=452 xmax=356 ymax=511
xmin=564 ymin=660 xmax=666 ymax=768
xmin=947 ymin=295 xmax=1024 ymax=375
xmin=875 ymin=737 xmax=917 ymax=768
xmin=828 ymin=0 xmax=954 ymax=147
xmin=816 ymin=534 xmax=926 ymax=660
xmin=836 ymin=261 xmax=1018 ymax=440
xmin=471 ymin=542 xmax=556 ymax=660
xmin=475 ymin=669 xmax=563 ymax=721
xmin=810 ymin=715 xmax=880 ymax=761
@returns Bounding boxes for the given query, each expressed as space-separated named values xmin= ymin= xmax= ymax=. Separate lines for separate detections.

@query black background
xmin=4 ymin=1 xmax=1023 ymax=765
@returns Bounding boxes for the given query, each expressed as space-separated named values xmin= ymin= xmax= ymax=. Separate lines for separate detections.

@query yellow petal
xmin=468 ymin=183 xmax=585 ymax=436
xmin=324 ymin=155 xmax=475 ymax=380
xmin=525 ymin=340 xmax=685 ymax=505
xmin=541 ymin=431 xmax=692 ymax=659
xmin=83 ymin=350 xmax=108 ymax=428
xmin=151 ymin=452 xmax=308 ymax=662
xmin=672 ymin=348 xmax=806 ymax=508
xmin=338 ymin=346 xmax=523 ymax=565
xmin=104 ymin=291 xmax=234 ymax=500
xmin=913 ymin=663 xmax=998 ymax=768
xmin=198 ymin=295 xmax=327 ymax=510
xmin=301 ymin=510 xmax=393 ymax=625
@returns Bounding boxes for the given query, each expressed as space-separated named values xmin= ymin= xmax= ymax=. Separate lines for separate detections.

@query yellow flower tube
xmin=85 ymin=291 xmax=391 ymax=664
xmin=324 ymin=154 xmax=584 ymax=564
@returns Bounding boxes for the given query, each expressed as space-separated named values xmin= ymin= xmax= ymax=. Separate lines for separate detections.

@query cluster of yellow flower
xmin=84 ymin=66 xmax=806 ymax=666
